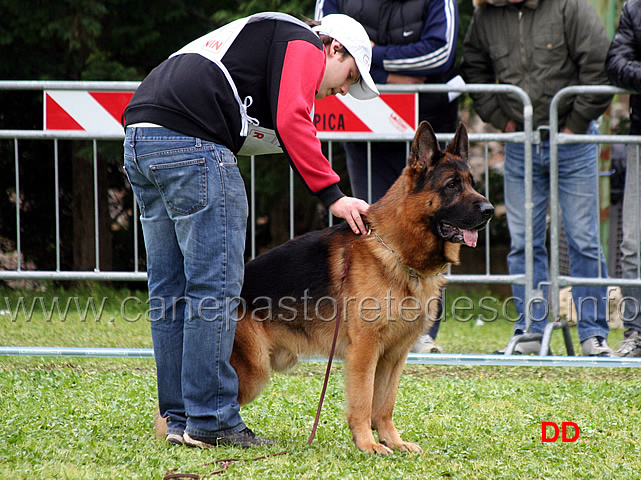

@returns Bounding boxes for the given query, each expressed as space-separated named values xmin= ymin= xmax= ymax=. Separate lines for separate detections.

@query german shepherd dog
xmin=157 ymin=121 xmax=494 ymax=454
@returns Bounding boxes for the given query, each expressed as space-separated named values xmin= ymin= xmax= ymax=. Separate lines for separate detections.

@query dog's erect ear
xmin=409 ymin=121 xmax=439 ymax=169
xmin=445 ymin=122 xmax=469 ymax=161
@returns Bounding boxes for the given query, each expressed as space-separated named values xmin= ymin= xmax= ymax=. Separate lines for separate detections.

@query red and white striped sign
xmin=314 ymin=93 xmax=417 ymax=136
xmin=44 ymin=90 xmax=134 ymax=135
xmin=44 ymin=90 xmax=417 ymax=138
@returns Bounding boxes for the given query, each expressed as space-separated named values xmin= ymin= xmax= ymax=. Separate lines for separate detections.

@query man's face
xmin=316 ymin=40 xmax=361 ymax=99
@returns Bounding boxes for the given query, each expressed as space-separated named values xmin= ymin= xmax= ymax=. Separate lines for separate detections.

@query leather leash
xmin=164 ymin=254 xmax=351 ymax=479
xmin=306 ymin=253 xmax=350 ymax=446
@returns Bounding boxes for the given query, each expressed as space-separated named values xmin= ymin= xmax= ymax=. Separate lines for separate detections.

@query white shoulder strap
xmin=168 ymin=13 xmax=312 ymax=138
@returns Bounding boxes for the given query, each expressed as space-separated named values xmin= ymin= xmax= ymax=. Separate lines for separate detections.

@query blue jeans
xmin=620 ymin=144 xmax=641 ymax=334
xmin=124 ymin=126 xmax=248 ymax=439
xmin=503 ymin=138 xmax=609 ymax=342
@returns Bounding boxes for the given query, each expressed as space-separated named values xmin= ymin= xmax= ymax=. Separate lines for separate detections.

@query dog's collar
xmin=366 ymin=226 xmax=445 ymax=279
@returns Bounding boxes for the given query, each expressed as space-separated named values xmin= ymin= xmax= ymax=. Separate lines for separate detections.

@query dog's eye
xmin=447 ymin=180 xmax=457 ymax=189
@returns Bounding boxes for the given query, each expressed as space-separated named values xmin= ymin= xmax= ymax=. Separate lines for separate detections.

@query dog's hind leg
xmin=232 ymin=353 xmax=271 ymax=406
xmin=231 ymin=320 xmax=271 ymax=406
xmin=371 ymin=353 xmax=422 ymax=453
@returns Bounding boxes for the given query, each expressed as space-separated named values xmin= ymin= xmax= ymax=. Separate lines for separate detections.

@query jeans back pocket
xmin=150 ymin=158 xmax=207 ymax=216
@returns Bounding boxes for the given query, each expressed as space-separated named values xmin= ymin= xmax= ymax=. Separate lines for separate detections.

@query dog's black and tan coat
xmin=157 ymin=121 xmax=494 ymax=454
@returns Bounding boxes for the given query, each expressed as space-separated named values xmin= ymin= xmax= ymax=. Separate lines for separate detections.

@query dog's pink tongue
xmin=463 ymin=230 xmax=478 ymax=248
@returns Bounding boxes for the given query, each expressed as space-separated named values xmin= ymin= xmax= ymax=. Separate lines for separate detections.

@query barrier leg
xmin=504 ymin=333 xmax=544 ymax=355
xmin=539 ymin=320 xmax=575 ymax=356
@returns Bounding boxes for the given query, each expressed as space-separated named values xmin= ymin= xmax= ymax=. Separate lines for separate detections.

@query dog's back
xmin=241 ymin=223 xmax=353 ymax=309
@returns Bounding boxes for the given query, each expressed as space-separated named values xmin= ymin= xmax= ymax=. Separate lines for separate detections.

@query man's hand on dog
xmin=329 ymin=196 xmax=370 ymax=235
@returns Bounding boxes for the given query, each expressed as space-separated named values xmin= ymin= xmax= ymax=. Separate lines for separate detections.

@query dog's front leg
xmin=344 ymin=342 xmax=393 ymax=455
xmin=372 ymin=353 xmax=422 ymax=453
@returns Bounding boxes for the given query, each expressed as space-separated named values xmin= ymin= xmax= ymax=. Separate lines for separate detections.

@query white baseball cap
xmin=312 ymin=14 xmax=379 ymax=100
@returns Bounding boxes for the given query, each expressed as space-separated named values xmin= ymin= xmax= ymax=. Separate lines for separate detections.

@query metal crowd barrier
xmin=1 ymin=346 xmax=640 ymax=368
xmin=548 ymin=86 xmax=641 ymax=317
xmin=505 ymin=85 xmax=641 ymax=356
xmin=0 ymin=81 xmax=534 ymax=300
xmin=0 ymin=81 xmax=143 ymax=282
xmin=1 ymin=81 xmax=639 ymax=365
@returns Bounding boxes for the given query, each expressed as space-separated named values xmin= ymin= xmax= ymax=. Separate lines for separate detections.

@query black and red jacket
xmin=124 ymin=18 xmax=343 ymax=207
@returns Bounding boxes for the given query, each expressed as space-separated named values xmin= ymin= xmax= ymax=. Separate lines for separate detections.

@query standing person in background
xmin=123 ymin=13 xmax=377 ymax=448
xmin=605 ymin=0 xmax=641 ymax=357
xmin=461 ymin=0 xmax=613 ymax=356
xmin=315 ymin=0 xmax=460 ymax=354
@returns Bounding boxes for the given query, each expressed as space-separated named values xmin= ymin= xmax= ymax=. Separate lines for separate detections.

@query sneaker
xmin=581 ymin=336 xmax=613 ymax=357
xmin=183 ymin=427 xmax=275 ymax=449
xmin=166 ymin=433 xmax=184 ymax=446
xmin=613 ymin=331 xmax=641 ymax=358
xmin=495 ymin=335 xmax=543 ymax=355
xmin=411 ymin=334 xmax=443 ymax=353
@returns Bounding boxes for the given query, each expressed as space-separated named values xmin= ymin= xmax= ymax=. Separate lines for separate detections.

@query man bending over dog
xmin=123 ymin=13 xmax=377 ymax=448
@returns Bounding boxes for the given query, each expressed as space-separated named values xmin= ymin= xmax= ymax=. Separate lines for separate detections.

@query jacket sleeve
xmin=314 ymin=0 xmax=339 ymax=20
xmin=460 ymin=9 xmax=511 ymax=131
xmin=605 ymin=1 xmax=641 ymax=92
xmin=562 ymin=0 xmax=613 ymax=133
xmin=269 ymin=39 xmax=344 ymax=208
xmin=372 ymin=0 xmax=458 ymax=80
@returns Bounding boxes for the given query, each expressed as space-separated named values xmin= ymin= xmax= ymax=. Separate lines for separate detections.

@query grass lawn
xmin=1 ymin=284 xmax=639 ymax=479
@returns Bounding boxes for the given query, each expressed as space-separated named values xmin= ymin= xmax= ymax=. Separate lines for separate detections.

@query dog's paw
xmin=372 ymin=443 xmax=394 ymax=455
xmin=397 ymin=441 xmax=423 ymax=454
xmin=358 ymin=442 xmax=394 ymax=455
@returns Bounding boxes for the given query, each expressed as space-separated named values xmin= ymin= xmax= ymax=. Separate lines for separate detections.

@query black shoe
xmin=184 ymin=427 xmax=275 ymax=448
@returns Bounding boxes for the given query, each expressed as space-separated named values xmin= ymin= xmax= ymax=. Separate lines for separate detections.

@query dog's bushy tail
xmin=154 ymin=409 xmax=167 ymax=438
